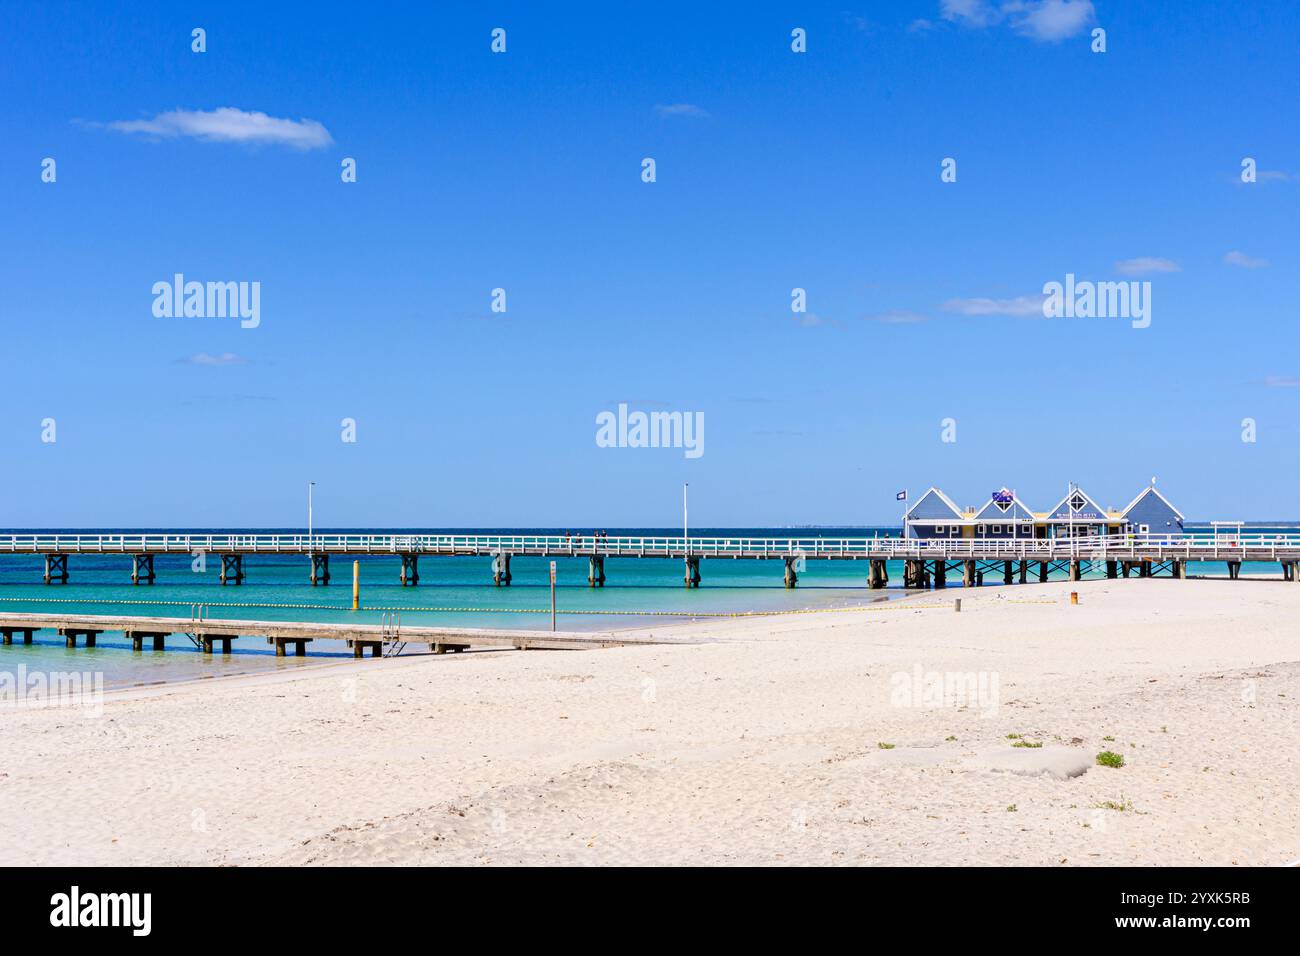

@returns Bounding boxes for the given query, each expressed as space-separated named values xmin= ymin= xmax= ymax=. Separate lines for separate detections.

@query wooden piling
xmin=220 ymin=554 xmax=245 ymax=586
xmin=783 ymin=556 xmax=798 ymax=589
xmin=311 ymin=553 xmax=331 ymax=586
xmin=400 ymin=554 xmax=419 ymax=587
xmin=59 ymin=628 xmax=102 ymax=648
xmin=493 ymin=553 xmax=513 ymax=587
xmin=352 ymin=560 xmax=360 ymax=610
xmin=131 ymin=554 xmax=155 ymax=585
xmin=269 ymin=637 xmax=312 ymax=657
xmin=684 ymin=555 xmax=701 ymax=588
xmin=0 ymin=627 xmax=31 ymax=646
xmin=44 ymin=554 xmax=69 ymax=585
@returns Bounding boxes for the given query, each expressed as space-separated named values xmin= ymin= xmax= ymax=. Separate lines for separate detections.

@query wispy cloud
xmin=790 ymin=312 xmax=834 ymax=328
xmin=654 ymin=103 xmax=710 ymax=119
xmin=1115 ymin=256 xmax=1180 ymax=276
xmin=1224 ymin=250 xmax=1269 ymax=269
xmin=1006 ymin=0 xmax=1096 ymax=41
xmin=1264 ymin=376 xmax=1300 ymax=388
xmin=941 ymin=0 xmax=1096 ymax=42
xmin=180 ymin=351 xmax=249 ymax=366
xmin=941 ymin=294 xmax=1046 ymax=317
xmin=909 ymin=18 xmax=939 ymax=33
xmin=103 ymin=107 xmax=333 ymax=149
xmin=942 ymin=0 xmax=1001 ymax=27
xmin=862 ymin=309 xmax=930 ymax=324
xmin=1230 ymin=169 xmax=1293 ymax=186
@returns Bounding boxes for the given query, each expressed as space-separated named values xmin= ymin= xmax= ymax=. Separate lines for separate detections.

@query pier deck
xmin=0 ymin=612 xmax=648 ymax=655
xmin=2 ymin=532 xmax=1298 ymax=588
xmin=3 ymin=531 xmax=1300 ymax=560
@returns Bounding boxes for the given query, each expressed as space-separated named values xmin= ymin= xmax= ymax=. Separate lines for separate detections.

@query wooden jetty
xmin=1 ymin=531 xmax=1299 ymax=589
xmin=0 ymin=612 xmax=647 ymax=659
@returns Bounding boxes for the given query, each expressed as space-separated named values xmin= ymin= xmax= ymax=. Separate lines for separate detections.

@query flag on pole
xmin=896 ymin=490 xmax=907 ymax=501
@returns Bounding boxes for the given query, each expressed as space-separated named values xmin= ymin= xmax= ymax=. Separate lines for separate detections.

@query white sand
xmin=3 ymin=578 xmax=1298 ymax=866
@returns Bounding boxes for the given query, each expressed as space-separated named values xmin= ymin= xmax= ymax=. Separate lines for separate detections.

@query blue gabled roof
xmin=1045 ymin=487 xmax=1109 ymax=522
xmin=904 ymin=487 xmax=963 ymax=521
xmin=974 ymin=491 xmax=1035 ymax=522
xmin=1121 ymin=485 xmax=1185 ymax=521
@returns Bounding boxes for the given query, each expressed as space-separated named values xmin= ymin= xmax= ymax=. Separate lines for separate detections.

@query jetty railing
xmin=2 ymin=532 xmax=1300 ymax=559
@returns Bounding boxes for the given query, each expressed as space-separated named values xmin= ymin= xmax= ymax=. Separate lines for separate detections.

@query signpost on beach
xmin=550 ymin=561 xmax=557 ymax=632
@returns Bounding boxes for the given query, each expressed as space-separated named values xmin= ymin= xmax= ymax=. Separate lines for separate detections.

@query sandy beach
xmin=3 ymin=578 xmax=1298 ymax=867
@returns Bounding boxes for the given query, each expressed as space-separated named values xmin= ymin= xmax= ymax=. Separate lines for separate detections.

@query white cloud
xmin=1224 ymin=250 xmax=1269 ymax=268
xmin=1264 ymin=376 xmax=1300 ymax=388
xmin=105 ymin=107 xmax=333 ymax=149
xmin=1115 ymin=256 xmax=1180 ymax=276
xmin=942 ymin=0 xmax=1000 ymax=27
xmin=1231 ymin=169 xmax=1293 ymax=185
xmin=941 ymin=294 xmax=1046 ymax=317
xmin=183 ymin=352 xmax=248 ymax=366
xmin=1005 ymin=0 xmax=1096 ymax=41
xmin=941 ymin=0 xmax=1095 ymax=41
xmin=654 ymin=103 xmax=710 ymax=119
xmin=862 ymin=310 xmax=930 ymax=324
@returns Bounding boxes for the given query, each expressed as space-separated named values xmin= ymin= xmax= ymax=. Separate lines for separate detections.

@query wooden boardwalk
xmin=2 ymin=531 xmax=1299 ymax=588
xmin=0 ymin=612 xmax=651 ymax=658
xmin=4 ymin=530 xmax=1299 ymax=560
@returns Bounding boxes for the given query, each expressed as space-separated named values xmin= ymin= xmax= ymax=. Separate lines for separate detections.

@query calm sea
xmin=0 ymin=525 xmax=1292 ymax=688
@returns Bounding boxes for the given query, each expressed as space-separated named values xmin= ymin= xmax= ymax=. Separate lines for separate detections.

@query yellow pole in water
xmin=353 ymin=560 xmax=360 ymax=610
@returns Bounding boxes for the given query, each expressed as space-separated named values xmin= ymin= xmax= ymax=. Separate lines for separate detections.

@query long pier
xmin=0 ymin=611 xmax=644 ymax=658
xmin=2 ymin=532 xmax=1299 ymax=589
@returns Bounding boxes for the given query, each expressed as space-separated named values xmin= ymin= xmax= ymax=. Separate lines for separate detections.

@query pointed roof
xmin=904 ymin=486 xmax=962 ymax=520
xmin=974 ymin=489 xmax=1036 ymax=522
xmin=1121 ymin=485 xmax=1185 ymax=521
xmin=1045 ymin=487 xmax=1109 ymax=522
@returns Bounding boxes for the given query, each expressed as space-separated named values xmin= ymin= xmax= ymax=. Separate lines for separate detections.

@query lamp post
xmin=308 ymin=481 xmax=315 ymax=556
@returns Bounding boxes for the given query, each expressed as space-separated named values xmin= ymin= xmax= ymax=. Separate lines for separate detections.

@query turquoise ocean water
xmin=0 ymin=526 xmax=1292 ymax=688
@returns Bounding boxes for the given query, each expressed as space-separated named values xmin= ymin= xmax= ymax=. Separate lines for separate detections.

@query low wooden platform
xmin=0 ymin=612 xmax=653 ymax=656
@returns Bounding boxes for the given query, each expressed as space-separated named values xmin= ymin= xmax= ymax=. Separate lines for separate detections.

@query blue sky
xmin=2 ymin=1 xmax=1297 ymax=527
